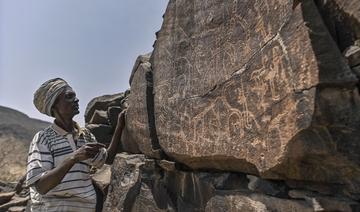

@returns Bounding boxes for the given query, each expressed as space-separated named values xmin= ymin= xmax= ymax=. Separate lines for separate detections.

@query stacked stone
xmin=84 ymin=93 xmax=130 ymax=211
xmin=0 ymin=178 xmax=29 ymax=212
xmin=103 ymin=154 xmax=359 ymax=212
xmin=84 ymin=91 xmax=129 ymax=147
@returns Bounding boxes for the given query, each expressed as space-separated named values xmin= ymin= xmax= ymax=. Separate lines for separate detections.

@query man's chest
xmin=47 ymin=135 xmax=86 ymax=165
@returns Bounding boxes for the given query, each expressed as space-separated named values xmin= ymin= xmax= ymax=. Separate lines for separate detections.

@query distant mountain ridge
xmin=0 ymin=105 xmax=50 ymax=182
xmin=0 ymin=105 xmax=50 ymax=140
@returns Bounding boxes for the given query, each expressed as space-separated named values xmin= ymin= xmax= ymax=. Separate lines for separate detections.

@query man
xmin=26 ymin=78 xmax=125 ymax=211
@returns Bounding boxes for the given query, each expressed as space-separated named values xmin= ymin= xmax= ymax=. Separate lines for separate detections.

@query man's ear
xmin=51 ymin=106 xmax=58 ymax=117
xmin=51 ymin=108 xmax=55 ymax=117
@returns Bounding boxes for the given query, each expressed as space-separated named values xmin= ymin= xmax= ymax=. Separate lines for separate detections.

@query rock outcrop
xmin=124 ymin=53 xmax=162 ymax=157
xmin=85 ymin=92 xmax=129 ymax=146
xmin=104 ymin=154 xmax=359 ymax=212
xmin=102 ymin=0 xmax=360 ymax=211
xmin=151 ymin=0 xmax=360 ymax=191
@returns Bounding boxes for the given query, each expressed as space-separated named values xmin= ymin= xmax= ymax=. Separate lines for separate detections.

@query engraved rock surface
xmin=151 ymin=0 xmax=360 ymax=189
xmin=104 ymin=0 xmax=360 ymax=210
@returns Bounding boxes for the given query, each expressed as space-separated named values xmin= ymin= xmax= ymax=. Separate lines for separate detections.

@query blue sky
xmin=0 ymin=0 xmax=168 ymax=125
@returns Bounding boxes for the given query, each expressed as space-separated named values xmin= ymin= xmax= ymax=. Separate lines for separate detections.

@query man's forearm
xmin=106 ymin=125 xmax=123 ymax=164
xmin=35 ymin=155 xmax=77 ymax=195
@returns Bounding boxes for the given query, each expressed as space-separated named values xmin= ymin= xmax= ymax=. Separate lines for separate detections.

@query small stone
xmin=344 ymin=44 xmax=360 ymax=67
xmin=288 ymin=190 xmax=315 ymax=199
xmin=0 ymin=191 xmax=15 ymax=205
xmin=0 ymin=196 xmax=29 ymax=211
xmin=158 ymin=160 xmax=176 ymax=172
xmin=7 ymin=206 xmax=26 ymax=212
xmin=246 ymin=175 xmax=283 ymax=196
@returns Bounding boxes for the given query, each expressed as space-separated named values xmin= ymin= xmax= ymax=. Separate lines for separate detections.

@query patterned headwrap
xmin=33 ymin=78 xmax=71 ymax=117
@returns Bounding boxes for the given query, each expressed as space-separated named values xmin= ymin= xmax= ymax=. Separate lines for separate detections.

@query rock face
xmin=102 ymin=0 xmax=360 ymax=211
xmin=315 ymin=0 xmax=360 ymax=53
xmin=149 ymin=0 xmax=360 ymax=191
xmin=104 ymin=154 xmax=360 ymax=211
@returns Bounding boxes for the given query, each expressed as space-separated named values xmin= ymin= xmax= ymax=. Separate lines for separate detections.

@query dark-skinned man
xmin=26 ymin=78 xmax=125 ymax=212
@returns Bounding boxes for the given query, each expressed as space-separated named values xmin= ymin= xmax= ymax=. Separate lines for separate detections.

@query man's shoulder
xmin=32 ymin=125 xmax=56 ymax=144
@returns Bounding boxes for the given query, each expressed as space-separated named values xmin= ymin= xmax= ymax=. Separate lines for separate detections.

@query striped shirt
xmin=25 ymin=122 xmax=107 ymax=212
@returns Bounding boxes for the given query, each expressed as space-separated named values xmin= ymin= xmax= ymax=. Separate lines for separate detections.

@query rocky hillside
xmin=2 ymin=0 xmax=357 ymax=211
xmin=0 ymin=105 xmax=50 ymax=182
xmin=94 ymin=0 xmax=360 ymax=211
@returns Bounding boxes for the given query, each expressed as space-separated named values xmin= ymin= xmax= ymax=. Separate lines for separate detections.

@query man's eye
xmin=65 ymin=94 xmax=75 ymax=99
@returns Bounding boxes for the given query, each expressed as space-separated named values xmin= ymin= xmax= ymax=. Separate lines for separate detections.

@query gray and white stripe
xmin=26 ymin=123 xmax=107 ymax=212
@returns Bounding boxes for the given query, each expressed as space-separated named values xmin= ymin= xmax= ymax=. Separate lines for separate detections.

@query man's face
xmin=53 ymin=87 xmax=79 ymax=118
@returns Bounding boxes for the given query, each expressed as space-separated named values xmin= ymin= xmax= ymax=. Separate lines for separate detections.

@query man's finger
xmin=86 ymin=143 xmax=106 ymax=148
xmin=86 ymin=142 xmax=105 ymax=147
xmin=86 ymin=152 xmax=97 ymax=158
xmin=85 ymin=146 xmax=100 ymax=154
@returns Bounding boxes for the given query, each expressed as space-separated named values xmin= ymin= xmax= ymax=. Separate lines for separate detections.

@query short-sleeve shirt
xmin=25 ymin=122 xmax=107 ymax=212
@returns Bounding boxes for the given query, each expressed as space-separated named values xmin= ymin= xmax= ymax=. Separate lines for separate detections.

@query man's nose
xmin=74 ymin=97 xmax=79 ymax=103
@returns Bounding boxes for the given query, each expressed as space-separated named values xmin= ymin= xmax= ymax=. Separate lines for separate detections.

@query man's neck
xmin=54 ymin=119 xmax=74 ymax=133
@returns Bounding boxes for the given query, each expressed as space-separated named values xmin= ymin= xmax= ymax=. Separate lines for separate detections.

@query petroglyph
xmin=154 ymin=0 xmax=297 ymax=167
xmin=151 ymin=0 xmax=360 ymax=191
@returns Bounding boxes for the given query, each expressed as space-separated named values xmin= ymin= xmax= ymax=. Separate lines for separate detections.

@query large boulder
xmin=123 ymin=54 xmax=161 ymax=157
xmin=150 ymin=0 xmax=360 ymax=192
